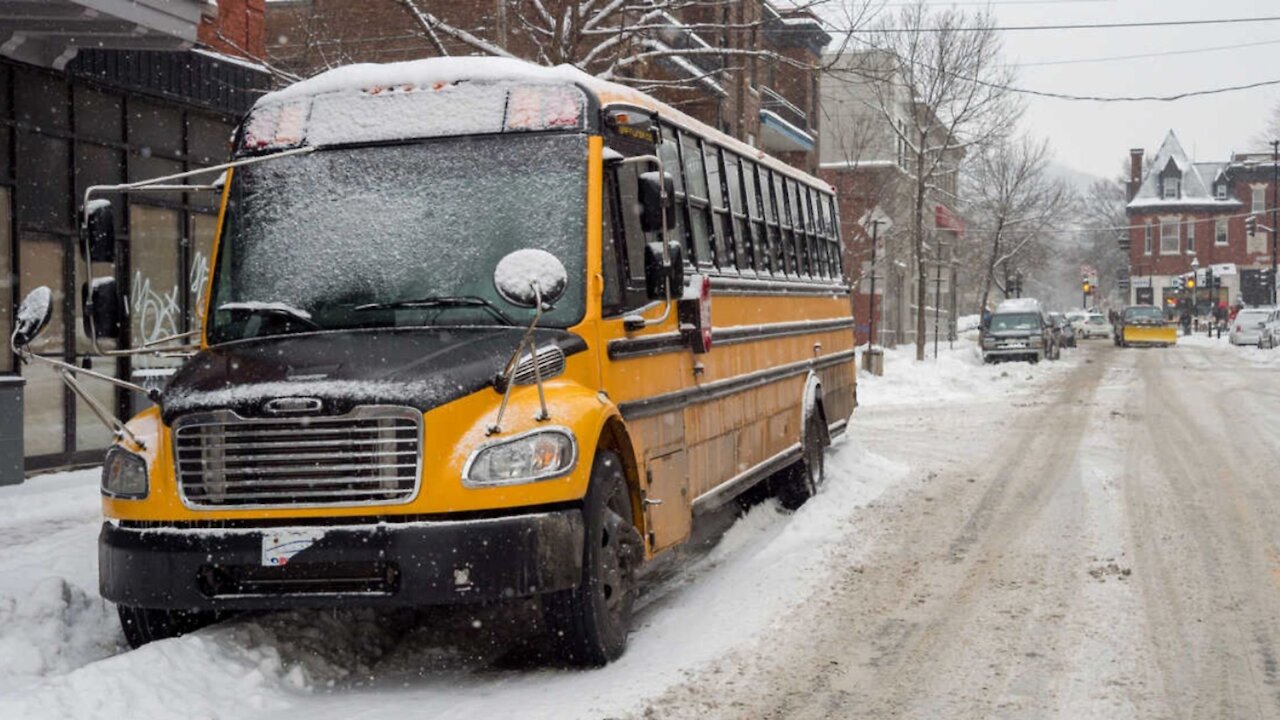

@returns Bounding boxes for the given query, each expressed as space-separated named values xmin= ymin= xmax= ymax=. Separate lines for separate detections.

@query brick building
xmin=1125 ymin=130 xmax=1279 ymax=310
xmin=818 ymin=50 xmax=963 ymax=347
xmin=265 ymin=0 xmax=829 ymax=172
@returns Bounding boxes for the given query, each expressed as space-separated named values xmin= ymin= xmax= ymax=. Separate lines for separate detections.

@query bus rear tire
xmin=778 ymin=412 xmax=827 ymax=511
xmin=117 ymin=605 xmax=219 ymax=649
xmin=544 ymin=449 xmax=641 ymax=666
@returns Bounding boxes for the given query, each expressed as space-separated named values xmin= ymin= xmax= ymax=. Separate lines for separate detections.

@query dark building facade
xmin=1 ymin=1 xmax=269 ymax=474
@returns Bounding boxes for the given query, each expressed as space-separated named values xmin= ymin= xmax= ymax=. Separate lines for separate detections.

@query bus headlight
xmin=102 ymin=446 xmax=148 ymax=498
xmin=464 ymin=428 xmax=577 ymax=487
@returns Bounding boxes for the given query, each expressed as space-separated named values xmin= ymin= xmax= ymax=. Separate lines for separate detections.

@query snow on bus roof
xmin=258 ymin=57 xmax=593 ymax=104
xmin=256 ymin=56 xmax=833 ymax=191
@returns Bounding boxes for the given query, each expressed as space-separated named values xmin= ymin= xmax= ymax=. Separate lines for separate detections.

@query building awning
xmin=935 ymin=204 xmax=965 ymax=235
xmin=0 ymin=0 xmax=207 ymax=69
xmin=759 ymin=109 xmax=814 ymax=154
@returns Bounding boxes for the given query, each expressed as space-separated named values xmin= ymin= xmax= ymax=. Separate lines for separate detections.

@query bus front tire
xmin=544 ymin=449 xmax=642 ymax=666
xmin=117 ymin=604 xmax=220 ymax=649
xmin=778 ymin=412 xmax=827 ymax=511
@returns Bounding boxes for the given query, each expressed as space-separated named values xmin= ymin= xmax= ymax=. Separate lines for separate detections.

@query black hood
xmin=160 ymin=327 xmax=588 ymax=425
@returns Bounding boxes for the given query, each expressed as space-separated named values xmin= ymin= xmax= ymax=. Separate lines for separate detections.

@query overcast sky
xmin=921 ymin=0 xmax=1280 ymax=180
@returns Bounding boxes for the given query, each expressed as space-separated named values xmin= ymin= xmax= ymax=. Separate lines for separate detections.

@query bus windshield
xmin=207 ymin=132 xmax=588 ymax=344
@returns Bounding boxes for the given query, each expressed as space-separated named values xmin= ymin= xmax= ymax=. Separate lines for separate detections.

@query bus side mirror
xmin=639 ymin=171 xmax=676 ymax=234
xmin=82 ymin=278 xmax=123 ymax=340
xmin=12 ymin=287 xmax=53 ymax=349
xmin=81 ymin=200 xmax=116 ymax=263
xmin=644 ymin=240 xmax=684 ymax=300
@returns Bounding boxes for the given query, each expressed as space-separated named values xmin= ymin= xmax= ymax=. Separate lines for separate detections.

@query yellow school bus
xmin=13 ymin=57 xmax=855 ymax=665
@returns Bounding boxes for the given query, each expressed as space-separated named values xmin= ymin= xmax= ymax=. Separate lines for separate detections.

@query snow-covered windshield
xmin=1087 ymin=316 xmax=1106 ymax=325
xmin=208 ymin=133 xmax=587 ymax=343
xmin=1124 ymin=306 xmax=1164 ymax=323
xmin=990 ymin=313 xmax=1040 ymax=332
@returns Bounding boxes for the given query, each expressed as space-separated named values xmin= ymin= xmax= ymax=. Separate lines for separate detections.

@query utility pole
xmin=933 ymin=240 xmax=943 ymax=359
xmin=1272 ymin=139 xmax=1278 ymax=304
xmin=868 ymin=219 xmax=882 ymax=349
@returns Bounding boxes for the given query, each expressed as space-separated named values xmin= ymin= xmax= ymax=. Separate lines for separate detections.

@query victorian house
xmin=1125 ymin=130 xmax=1278 ymax=309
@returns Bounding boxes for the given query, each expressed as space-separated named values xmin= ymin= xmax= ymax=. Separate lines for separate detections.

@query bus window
xmin=759 ymin=168 xmax=780 ymax=274
xmin=827 ymin=195 xmax=844 ymax=277
xmin=601 ymin=173 xmax=625 ymax=313
xmin=788 ymin=179 xmax=810 ymax=277
xmin=808 ymin=190 xmax=829 ymax=279
xmin=658 ymin=125 xmax=690 ymax=262
xmin=724 ymin=153 xmax=752 ymax=272
xmin=772 ymin=172 xmax=794 ymax=276
xmin=680 ymin=134 xmax=713 ymax=267
xmin=614 ymin=164 xmax=649 ymax=284
xmin=743 ymin=161 xmax=769 ymax=273
xmin=704 ymin=145 xmax=734 ymax=270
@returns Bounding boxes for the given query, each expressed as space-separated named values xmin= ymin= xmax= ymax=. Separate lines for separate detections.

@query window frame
xmin=1159 ymin=219 xmax=1180 ymax=255
xmin=1253 ymin=186 xmax=1266 ymax=214
xmin=1216 ymin=217 xmax=1229 ymax=246
xmin=1144 ymin=224 xmax=1153 ymax=255
xmin=1186 ymin=219 xmax=1195 ymax=253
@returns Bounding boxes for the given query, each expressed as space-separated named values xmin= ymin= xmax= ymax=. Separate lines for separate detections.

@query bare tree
xmin=391 ymin=0 xmax=877 ymax=89
xmin=962 ymin=134 xmax=1071 ymax=314
xmin=851 ymin=1 xmax=1022 ymax=360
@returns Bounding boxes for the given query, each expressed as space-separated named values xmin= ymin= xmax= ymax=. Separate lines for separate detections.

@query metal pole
xmin=933 ymin=243 xmax=941 ymax=359
xmin=1272 ymin=139 xmax=1278 ymax=305
xmin=868 ymin=221 xmax=879 ymax=349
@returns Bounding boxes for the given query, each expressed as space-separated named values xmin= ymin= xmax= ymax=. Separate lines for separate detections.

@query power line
xmin=984 ymin=77 xmax=1280 ymax=103
xmin=833 ymin=14 xmax=1280 ymax=33
xmin=1018 ymin=37 xmax=1280 ymax=68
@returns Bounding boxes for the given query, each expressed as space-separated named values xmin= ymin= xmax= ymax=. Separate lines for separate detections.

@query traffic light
xmin=1187 ymin=277 xmax=1196 ymax=290
xmin=1247 ymin=214 xmax=1258 ymax=235
xmin=1082 ymin=281 xmax=1091 ymax=294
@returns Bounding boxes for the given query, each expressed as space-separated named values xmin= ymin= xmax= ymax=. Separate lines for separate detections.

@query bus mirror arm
xmin=79 ymin=145 xmax=316 ymax=358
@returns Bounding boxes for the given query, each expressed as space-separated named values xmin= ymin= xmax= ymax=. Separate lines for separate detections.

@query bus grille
xmin=173 ymin=406 xmax=422 ymax=509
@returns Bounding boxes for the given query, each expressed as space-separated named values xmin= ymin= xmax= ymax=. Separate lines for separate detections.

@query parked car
xmin=1049 ymin=312 xmax=1076 ymax=348
xmin=982 ymin=298 xmax=1056 ymax=364
xmin=1230 ymin=307 xmax=1275 ymax=346
xmin=1075 ymin=313 xmax=1112 ymax=339
xmin=1260 ymin=310 xmax=1280 ymax=349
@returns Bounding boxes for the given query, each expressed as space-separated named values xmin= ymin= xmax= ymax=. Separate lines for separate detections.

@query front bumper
xmin=983 ymin=345 xmax=1043 ymax=359
xmin=100 ymin=509 xmax=584 ymax=611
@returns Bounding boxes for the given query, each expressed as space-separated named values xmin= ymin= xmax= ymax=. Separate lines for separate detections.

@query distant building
xmin=0 ymin=0 xmax=270 ymax=473
xmin=818 ymin=50 xmax=964 ymax=347
xmin=266 ymin=0 xmax=829 ymax=172
xmin=1124 ymin=130 xmax=1279 ymax=310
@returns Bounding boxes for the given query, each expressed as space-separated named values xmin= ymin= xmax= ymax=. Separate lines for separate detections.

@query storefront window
xmin=18 ymin=232 xmax=67 ymax=456
xmin=128 ymin=205 xmax=181 ymax=368
xmin=73 ymin=357 xmax=115 ymax=452
xmin=0 ymin=187 xmax=11 ymax=372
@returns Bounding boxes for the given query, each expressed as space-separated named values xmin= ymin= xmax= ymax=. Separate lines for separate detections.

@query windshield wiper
xmin=353 ymin=295 xmax=516 ymax=325
xmin=218 ymin=302 xmax=322 ymax=331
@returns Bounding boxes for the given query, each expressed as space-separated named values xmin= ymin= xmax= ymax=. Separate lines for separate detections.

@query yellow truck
xmin=1117 ymin=305 xmax=1177 ymax=347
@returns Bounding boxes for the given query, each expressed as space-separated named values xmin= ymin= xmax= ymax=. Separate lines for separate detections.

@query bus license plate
xmin=261 ymin=529 xmax=326 ymax=567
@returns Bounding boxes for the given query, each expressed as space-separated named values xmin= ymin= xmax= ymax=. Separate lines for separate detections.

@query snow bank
xmin=0 ymin=442 xmax=909 ymax=720
xmin=857 ymin=339 xmax=1078 ymax=408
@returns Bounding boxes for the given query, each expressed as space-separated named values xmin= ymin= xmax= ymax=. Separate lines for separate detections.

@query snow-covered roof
xmin=994 ymin=298 xmax=1041 ymax=314
xmin=1127 ymin=130 xmax=1241 ymax=210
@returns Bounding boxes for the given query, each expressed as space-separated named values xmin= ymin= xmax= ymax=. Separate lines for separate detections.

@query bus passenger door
xmin=598 ymin=143 xmax=694 ymax=553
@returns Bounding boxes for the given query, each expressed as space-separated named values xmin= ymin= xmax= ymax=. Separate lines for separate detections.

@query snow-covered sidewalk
xmin=0 ymin=337 xmax=1069 ymax=719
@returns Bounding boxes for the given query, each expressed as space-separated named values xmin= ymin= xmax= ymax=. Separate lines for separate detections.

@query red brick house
xmin=1125 ymin=130 xmax=1280 ymax=309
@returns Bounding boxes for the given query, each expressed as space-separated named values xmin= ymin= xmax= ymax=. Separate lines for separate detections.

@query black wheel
xmin=117 ymin=605 xmax=220 ymax=649
xmin=778 ymin=411 xmax=826 ymax=511
xmin=544 ymin=449 xmax=642 ymax=666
